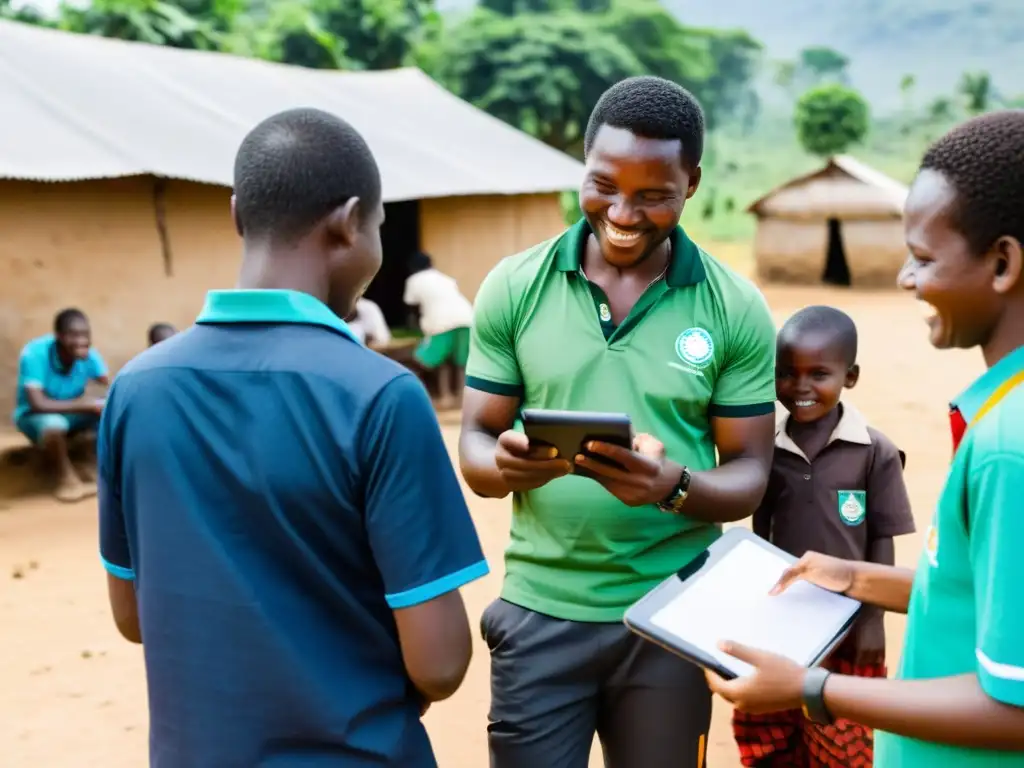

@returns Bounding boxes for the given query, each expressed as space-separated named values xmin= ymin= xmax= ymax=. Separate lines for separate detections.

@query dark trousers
xmin=482 ymin=598 xmax=712 ymax=768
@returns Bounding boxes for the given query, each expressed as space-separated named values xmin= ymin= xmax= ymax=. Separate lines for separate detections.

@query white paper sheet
xmin=650 ymin=539 xmax=860 ymax=677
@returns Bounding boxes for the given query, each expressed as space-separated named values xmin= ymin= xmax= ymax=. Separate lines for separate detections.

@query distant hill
xmin=438 ymin=0 xmax=1024 ymax=111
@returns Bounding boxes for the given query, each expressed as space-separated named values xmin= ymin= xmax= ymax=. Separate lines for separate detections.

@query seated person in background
xmin=345 ymin=296 xmax=392 ymax=347
xmin=13 ymin=308 xmax=109 ymax=503
xmin=403 ymin=251 xmax=474 ymax=410
xmin=148 ymin=323 xmax=177 ymax=347
xmin=732 ymin=305 xmax=916 ymax=767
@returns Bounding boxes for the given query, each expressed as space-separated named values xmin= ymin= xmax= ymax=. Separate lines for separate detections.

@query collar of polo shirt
xmin=951 ymin=344 xmax=1024 ymax=424
xmin=775 ymin=402 xmax=872 ymax=461
xmin=196 ymin=289 xmax=361 ymax=344
xmin=554 ymin=218 xmax=707 ymax=287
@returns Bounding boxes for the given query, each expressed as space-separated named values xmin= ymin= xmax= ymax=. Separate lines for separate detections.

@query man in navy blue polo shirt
xmin=97 ymin=108 xmax=488 ymax=767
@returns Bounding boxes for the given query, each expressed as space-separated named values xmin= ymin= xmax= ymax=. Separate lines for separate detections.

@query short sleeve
xmin=361 ymin=373 xmax=488 ymax=609
xmin=18 ymin=345 xmax=47 ymax=388
xmin=970 ymin=454 xmax=1024 ymax=707
xmin=866 ymin=433 xmax=916 ymax=539
xmin=464 ymin=262 xmax=523 ymax=398
xmin=88 ymin=348 xmax=109 ymax=379
xmin=709 ymin=290 xmax=777 ymax=418
xmin=97 ymin=385 xmax=134 ymax=581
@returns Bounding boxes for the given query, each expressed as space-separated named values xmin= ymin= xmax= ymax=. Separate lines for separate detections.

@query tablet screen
xmin=649 ymin=538 xmax=859 ymax=677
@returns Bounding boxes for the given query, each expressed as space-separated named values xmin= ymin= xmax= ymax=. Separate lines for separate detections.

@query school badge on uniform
xmin=838 ymin=490 xmax=866 ymax=526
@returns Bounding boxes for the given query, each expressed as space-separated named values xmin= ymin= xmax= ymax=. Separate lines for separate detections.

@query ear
xmin=230 ymin=195 xmax=243 ymax=236
xmin=686 ymin=167 xmax=702 ymax=200
xmin=845 ymin=363 xmax=860 ymax=389
xmin=992 ymin=236 xmax=1023 ymax=295
xmin=325 ymin=197 xmax=361 ymax=245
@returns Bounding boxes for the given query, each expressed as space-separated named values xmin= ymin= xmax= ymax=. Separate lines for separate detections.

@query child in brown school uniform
xmin=730 ymin=305 xmax=916 ymax=768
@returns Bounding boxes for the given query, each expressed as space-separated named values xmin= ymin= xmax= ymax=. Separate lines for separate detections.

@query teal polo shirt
xmin=875 ymin=344 xmax=1024 ymax=767
xmin=98 ymin=289 xmax=487 ymax=767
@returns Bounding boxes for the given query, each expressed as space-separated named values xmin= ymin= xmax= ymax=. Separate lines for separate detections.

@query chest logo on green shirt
xmin=599 ymin=303 xmax=612 ymax=323
xmin=675 ymin=327 xmax=715 ymax=370
xmin=838 ymin=490 xmax=866 ymax=526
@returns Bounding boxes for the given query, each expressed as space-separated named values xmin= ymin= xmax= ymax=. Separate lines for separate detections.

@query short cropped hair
xmin=919 ymin=110 xmax=1024 ymax=255
xmin=54 ymin=308 xmax=87 ymax=334
xmin=147 ymin=323 xmax=176 ymax=345
xmin=407 ymin=250 xmax=433 ymax=275
xmin=584 ymin=76 xmax=705 ymax=171
xmin=779 ymin=305 xmax=858 ymax=367
xmin=233 ymin=108 xmax=382 ymax=242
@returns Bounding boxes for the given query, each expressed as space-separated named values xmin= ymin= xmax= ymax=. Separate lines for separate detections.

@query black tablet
xmin=623 ymin=527 xmax=862 ymax=680
xmin=520 ymin=408 xmax=633 ymax=474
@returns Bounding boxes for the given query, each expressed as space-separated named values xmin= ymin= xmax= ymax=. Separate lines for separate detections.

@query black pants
xmin=482 ymin=598 xmax=712 ymax=768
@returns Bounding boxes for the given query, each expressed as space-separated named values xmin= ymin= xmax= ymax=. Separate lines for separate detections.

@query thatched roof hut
xmin=747 ymin=156 xmax=908 ymax=288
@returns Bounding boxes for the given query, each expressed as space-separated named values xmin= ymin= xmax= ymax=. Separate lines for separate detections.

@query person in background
xmin=732 ymin=305 xmax=915 ymax=767
xmin=404 ymin=251 xmax=474 ymax=409
xmin=13 ymin=307 xmax=108 ymax=502
xmin=705 ymin=110 xmax=1024 ymax=767
xmin=97 ymin=108 xmax=487 ymax=768
xmin=346 ymin=296 xmax=392 ymax=347
xmin=147 ymin=323 xmax=177 ymax=347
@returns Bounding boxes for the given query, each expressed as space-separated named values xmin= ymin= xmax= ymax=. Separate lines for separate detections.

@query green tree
xmin=437 ymin=9 xmax=644 ymax=155
xmin=1 ymin=0 xmax=53 ymax=24
xmin=927 ymin=96 xmax=955 ymax=124
xmin=223 ymin=0 xmax=346 ymax=69
xmin=596 ymin=0 xmax=713 ymax=108
xmin=699 ymin=28 xmax=763 ymax=127
xmin=794 ymin=83 xmax=869 ymax=157
xmin=319 ymin=0 xmax=440 ymax=71
xmin=959 ymin=70 xmax=991 ymax=115
xmin=798 ymin=46 xmax=848 ymax=83
xmin=58 ymin=0 xmax=221 ymax=50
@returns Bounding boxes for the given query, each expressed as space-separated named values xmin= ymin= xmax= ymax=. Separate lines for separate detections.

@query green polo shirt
xmin=875 ymin=345 xmax=1024 ymax=767
xmin=466 ymin=219 xmax=777 ymax=622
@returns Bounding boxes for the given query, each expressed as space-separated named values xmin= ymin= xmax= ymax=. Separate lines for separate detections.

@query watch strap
xmin=800 ymin=666 xmax=833 ymax=725
xmin=656 ymin=466 xmax=691 ymax=513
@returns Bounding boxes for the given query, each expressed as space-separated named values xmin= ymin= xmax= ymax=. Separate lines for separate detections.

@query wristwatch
xmin=656 ymin=466 xmax=691 ymax=514
xmin=801 ymin=666 xmax=834 ymax=725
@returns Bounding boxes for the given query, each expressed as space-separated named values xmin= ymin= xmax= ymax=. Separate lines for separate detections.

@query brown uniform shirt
xmin=754 ymin=403 xmax=916 ymax=652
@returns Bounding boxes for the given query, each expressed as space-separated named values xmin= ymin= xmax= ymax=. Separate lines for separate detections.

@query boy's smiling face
xmin=775 ymin=330 xmax=859 ymax=424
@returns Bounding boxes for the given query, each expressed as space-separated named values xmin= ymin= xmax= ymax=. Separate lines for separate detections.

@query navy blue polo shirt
xmin=97 ymin=289 xmax=488 ymax=767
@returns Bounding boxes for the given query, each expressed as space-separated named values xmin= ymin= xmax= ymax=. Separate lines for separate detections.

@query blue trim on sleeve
xmin=101 ymin=555 xmax=135 ymax=581
xmin=385 ymin=559 xmax=489 ymax=609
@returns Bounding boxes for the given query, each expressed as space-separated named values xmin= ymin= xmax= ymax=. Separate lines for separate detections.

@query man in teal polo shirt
xmin=459 ymin=76 xmax=777 ymax=767
xmin=704 ymin=111 xmax=1024 ymax=765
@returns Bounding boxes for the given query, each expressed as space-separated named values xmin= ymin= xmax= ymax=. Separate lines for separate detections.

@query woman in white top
xmin=403 ymin=251 xmax=474 ymax=409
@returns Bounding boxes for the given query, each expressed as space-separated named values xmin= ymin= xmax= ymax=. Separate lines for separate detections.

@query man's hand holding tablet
xmin=575 ymin=438 xmax=681 ymax=507
xmin=495 ymin=430 xmax=573 ymax=492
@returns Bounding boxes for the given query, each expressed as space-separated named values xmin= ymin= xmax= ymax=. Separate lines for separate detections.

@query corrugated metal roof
xmin=0 ymin=20 xmax=585 ymax=201
xmin=747 ymin=155 xmax=909 ymax=216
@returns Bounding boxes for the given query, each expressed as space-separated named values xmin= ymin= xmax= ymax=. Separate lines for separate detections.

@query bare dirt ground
xmin=0 ymin=285 xmax=982 ymax=767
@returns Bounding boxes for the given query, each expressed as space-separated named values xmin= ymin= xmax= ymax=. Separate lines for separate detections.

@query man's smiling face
xmin=579 ymin=125 xmax=700 ymax=269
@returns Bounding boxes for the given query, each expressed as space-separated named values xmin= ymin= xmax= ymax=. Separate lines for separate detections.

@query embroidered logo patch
xmin=675 ymin=327 xmax=714 ymax=369
xmin=838 ymin=490 xmax=866 ymax=526
xmin=598 ymin=303 xmax=612 ymax=323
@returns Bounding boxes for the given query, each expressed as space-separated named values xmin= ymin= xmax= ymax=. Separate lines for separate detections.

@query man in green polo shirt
xmin=459 ymin=76 xmax=777 ymax=768
xmin=703 ymin=111 xmax=1024 ymax=765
